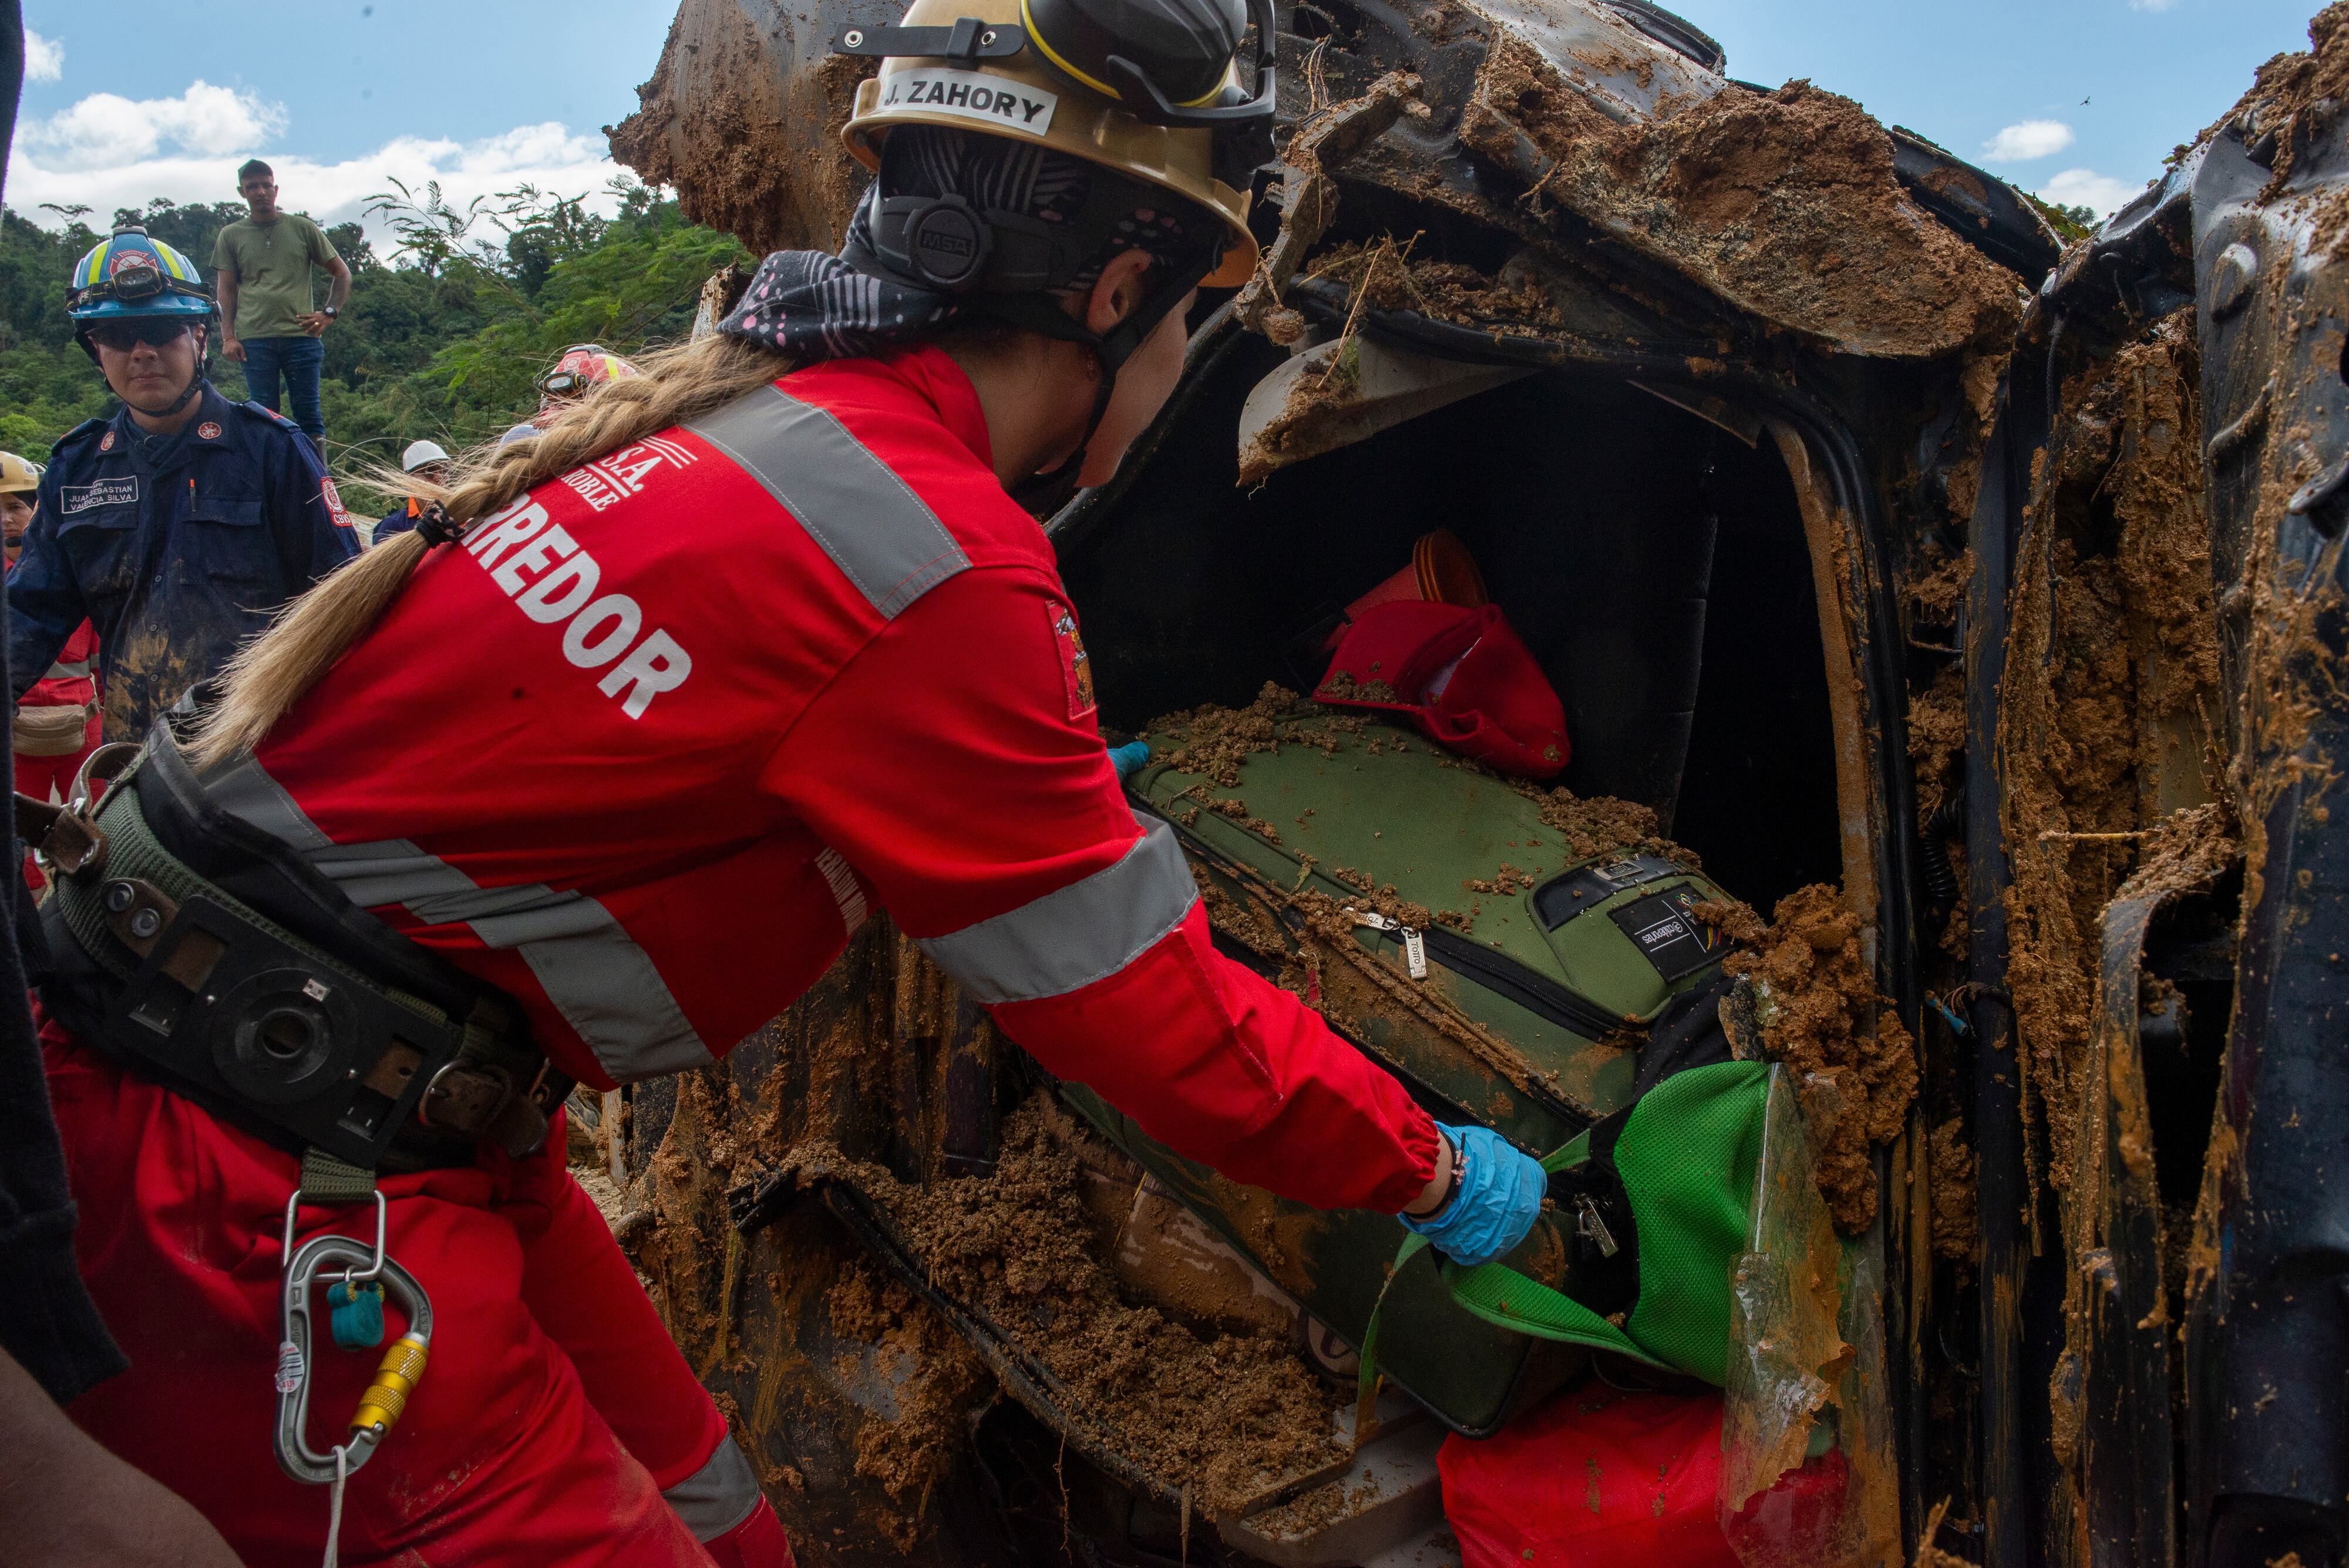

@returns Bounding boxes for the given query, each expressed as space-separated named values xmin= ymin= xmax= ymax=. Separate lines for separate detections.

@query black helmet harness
xmin=830 ymin=0 xmax=1273 ymax=487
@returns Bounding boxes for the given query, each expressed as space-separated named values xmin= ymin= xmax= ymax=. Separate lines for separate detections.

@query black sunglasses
xmin=87 ymin=319 xmax=196 ymax=352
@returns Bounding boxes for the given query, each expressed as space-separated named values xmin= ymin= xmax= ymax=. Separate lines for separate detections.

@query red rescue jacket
xmin=24 ymin=617 xmax=97 ymax=709
xmin=196 ymin=346 xmax=1438 ymax=1214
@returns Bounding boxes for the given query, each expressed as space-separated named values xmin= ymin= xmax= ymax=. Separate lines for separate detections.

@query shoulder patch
xmin=1049 ymin=600 xmax=1095 ymax=721
xmin=50 ymin=416 xmax=109 ymax=456
xmin=235 ymin=399 xmax=302 ymax=432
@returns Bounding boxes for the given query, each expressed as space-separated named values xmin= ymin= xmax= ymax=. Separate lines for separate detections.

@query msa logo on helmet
xmin=880 ymin=68 xmax=1055 ymax=133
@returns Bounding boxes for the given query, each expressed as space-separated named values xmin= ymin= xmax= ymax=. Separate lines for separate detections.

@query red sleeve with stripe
xmin=762 ymin=565 xmax=1439 ymax=1214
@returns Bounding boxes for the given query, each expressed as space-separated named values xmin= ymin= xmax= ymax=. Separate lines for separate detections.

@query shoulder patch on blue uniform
xmin=49 ymin=416 xmax=110 ymax=455
xmin=234 ymin=399 xmax=302 ymax=432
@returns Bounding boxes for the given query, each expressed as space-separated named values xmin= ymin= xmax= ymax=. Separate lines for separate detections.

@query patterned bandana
xmin=718 ymin=125 xmax=1207 ymax=362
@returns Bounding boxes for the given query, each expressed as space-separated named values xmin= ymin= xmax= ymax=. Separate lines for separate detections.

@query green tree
xmin=0 ymin=181 xmax=750 ymax=497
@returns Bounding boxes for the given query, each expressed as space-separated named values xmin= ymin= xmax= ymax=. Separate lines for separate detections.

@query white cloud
xmin=23 ymin=29 xmax=63 ymax=82
xmin=2129 ymin=0 xmax=2179 ymax=11
xmin=6 ymin=111 xmax=627 ymax=252
xmin=24 ymin=81 xmax=287 ymax=172
xmin=2039 ymin=168 xmax=2141 ymax=217
xmin=1983 ymin=119 xmax=2076 ymax=162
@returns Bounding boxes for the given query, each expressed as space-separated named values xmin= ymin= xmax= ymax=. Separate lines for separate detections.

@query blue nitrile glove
xmin=1398 ymin=1123 xmax=1547 ymax=1268
xmin=1109 ymin=739 xmax=1152 ymax=779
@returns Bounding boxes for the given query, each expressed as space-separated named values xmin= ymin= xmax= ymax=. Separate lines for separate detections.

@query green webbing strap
xmin=50 ymin=752 xmax=546 ymax=1189
xmin=52 ymin=755 xmax=449 ymax=1034
xmin=299 ymin=1148 xmax=378 ymax=1202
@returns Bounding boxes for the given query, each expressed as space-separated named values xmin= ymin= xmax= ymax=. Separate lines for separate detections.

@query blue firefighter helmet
xmin=66 ymin=226 xmax=213 ymax=339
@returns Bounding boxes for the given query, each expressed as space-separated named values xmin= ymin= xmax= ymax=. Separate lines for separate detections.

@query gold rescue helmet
xmin=838 ymin=0 xmax=1267 ymax=290
xmin=0 ymin=452 xmax=38 ymax=496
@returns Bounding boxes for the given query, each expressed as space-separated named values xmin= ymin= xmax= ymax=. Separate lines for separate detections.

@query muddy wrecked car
xmin=591 ymin=1 xmax=2349 ymax=1564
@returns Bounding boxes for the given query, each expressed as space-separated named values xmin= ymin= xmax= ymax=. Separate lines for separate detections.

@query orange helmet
xmin=536 ymin=343 xmax=640 ymax=406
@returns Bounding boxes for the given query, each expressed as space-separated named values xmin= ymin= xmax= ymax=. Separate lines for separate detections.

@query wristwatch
xmin=321 ymin=306 xmax=338 ymax=318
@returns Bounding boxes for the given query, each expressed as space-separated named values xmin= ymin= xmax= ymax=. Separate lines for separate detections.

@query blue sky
xmin=4 ymin=0 xmax=2324 ymax=243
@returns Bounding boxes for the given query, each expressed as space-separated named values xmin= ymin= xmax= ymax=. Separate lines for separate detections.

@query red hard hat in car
xmin=1314 ymin=600 xmax=1570 ymax=780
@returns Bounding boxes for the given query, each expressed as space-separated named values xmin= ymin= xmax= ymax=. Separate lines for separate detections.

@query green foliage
xmin=2022 ymin=190 xmax=2099 ymax=246
xmin=0 ymin=181 xmax=750 ymax=510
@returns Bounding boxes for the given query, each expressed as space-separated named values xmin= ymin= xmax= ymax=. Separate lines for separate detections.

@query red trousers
xmin=15 ymin=712 xmax=101 ymax=892
xmin=45 ymin=1028 xmax=791 ymax=1567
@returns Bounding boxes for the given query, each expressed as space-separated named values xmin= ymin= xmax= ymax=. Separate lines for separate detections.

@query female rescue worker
xmin=32 ymin=1 xmax=1549 ymax=1563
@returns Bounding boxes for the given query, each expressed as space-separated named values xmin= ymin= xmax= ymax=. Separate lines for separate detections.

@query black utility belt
xmin=24 ymin=749 xmax=566 ymax=1174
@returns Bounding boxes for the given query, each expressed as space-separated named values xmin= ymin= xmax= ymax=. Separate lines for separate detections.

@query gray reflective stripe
xmin=199 ymin=755 xmax=714 ymax=1082
xmin=662 ymin=1438 xmax=762 ymax=1540
xmin=686 ymin=384 xmax=970 ymax=618
xmin=45 ymin=659 xmax=89 ymax=679
xmin=814 ymin=844 xmax=867 ymax=934
xmin=205 ymin=755 xmax=332 ymax=852
xmin=917 ymin=816 xmax=1199 ymax=1006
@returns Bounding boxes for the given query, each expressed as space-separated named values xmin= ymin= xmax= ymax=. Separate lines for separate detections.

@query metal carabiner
xmin=283 ymin=1189 xmax=388 ymax=1286
xmin=274 ymin=1230 xmax=434 ymax=1487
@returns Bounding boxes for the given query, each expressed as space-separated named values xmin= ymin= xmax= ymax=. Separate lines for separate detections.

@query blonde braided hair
xmin=189 ymin=333 xmax=789 ymax=769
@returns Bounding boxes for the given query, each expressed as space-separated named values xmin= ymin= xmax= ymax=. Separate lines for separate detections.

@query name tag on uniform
xmin=60 ymin=476 xmax=137 ymax=514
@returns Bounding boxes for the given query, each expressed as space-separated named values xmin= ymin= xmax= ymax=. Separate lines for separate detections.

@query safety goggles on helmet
xmin=85 ymin=318 xmax=197 ymax=352
xmin=1019 ymin=0 xmax=1272 ymax=130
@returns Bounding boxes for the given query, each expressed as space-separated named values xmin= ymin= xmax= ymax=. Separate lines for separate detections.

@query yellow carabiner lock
xmin=275 ymin=1222 xmax=435 ymax=1488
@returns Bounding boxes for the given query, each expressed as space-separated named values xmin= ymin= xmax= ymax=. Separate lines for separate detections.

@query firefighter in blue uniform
xmin=7 ymin=227 xmax=358 ymax=741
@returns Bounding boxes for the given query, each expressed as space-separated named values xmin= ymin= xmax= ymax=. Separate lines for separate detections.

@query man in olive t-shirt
xmin=211 ymin=158 xmax=351 ymax=444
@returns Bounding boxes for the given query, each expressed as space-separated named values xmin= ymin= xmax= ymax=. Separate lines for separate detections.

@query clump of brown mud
xmin=1306 ymin=237 xmax=1569 ymax=330
xmin=1148 ymin=682 xmax=1335 ymax=786
xmin=849 ymin=1101 xmax=1348 ymax=1516
xmin=1928 ymin=1119 xmax=1980 ymax=1265
xmin=609 ymin=1 xmax=874 ymax=255
xmin=1517 ymin=780 xmax=1688 ymax=863
xmin=1146 ymin=687 xmax=1688 ymax=871
xmin=1708 ymin=886 xmax=1919 ymax=1231
xmin=1458 ymin=33 xmax=2022 ymax=359
xmin=1999 ymin=311 xmax=2223 ymax=1187
xmin=824 ymin=1263 xmax=990 ymax=1549
xmin=2224 ymin=2 xmax=2349 ymax=203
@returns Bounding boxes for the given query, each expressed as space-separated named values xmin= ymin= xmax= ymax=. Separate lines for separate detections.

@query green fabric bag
xmin=1364 ymin=1059 xmax=1772 ymax=1394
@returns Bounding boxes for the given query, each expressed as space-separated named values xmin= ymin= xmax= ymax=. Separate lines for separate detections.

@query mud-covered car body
xmin=607 ymin=2 xmax=2341 ymax=1564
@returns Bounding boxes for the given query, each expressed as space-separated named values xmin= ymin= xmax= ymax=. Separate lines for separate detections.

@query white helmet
xmin=401 ymin=439 xmax=451 ymax=472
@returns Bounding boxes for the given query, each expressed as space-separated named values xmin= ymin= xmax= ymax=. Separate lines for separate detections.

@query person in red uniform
xmin=1 ymin=450 xmax=103 ymax=893
xmin=31 ymin=2 xmax=1547 ymax=1564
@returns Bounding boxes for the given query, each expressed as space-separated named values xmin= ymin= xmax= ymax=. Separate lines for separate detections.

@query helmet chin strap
xmin=152 ymin=370 xmax=207 ymax=419
xmin=979 ymin=253 xmax=1214 ymax=507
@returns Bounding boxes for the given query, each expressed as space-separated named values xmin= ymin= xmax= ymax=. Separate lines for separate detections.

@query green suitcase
xmin=1065 ymin=706 xmax=1735 ymax=1434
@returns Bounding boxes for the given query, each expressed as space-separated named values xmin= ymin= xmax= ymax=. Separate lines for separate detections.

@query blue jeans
xmin=239 ymin=334 xmax=325 ymax=441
